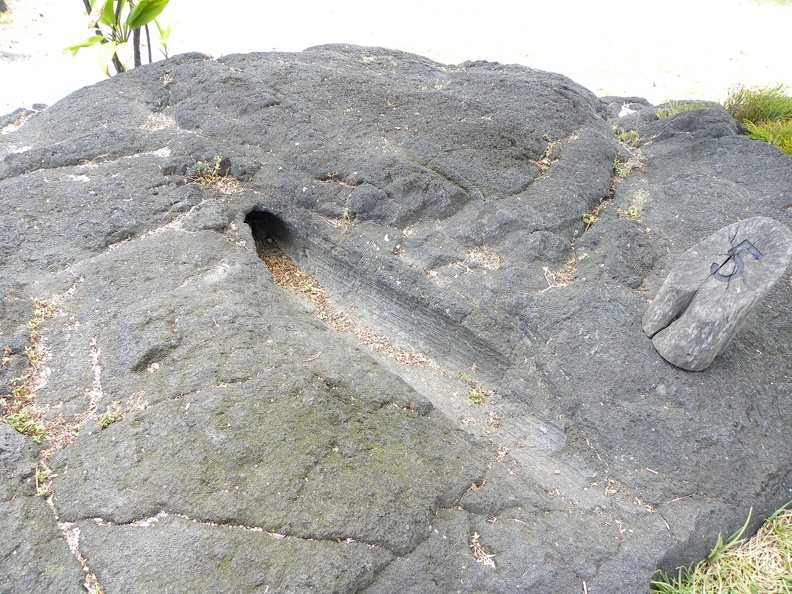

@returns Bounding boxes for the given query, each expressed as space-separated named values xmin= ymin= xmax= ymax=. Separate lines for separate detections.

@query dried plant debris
xmin=470 ymin=531 xmax=496 ymax=568
xmin=487 ymin=412 xmax=502 ymax=428
xmin=542 ymin=257 xmax=577 ymax=289
xmin=1 ymin=298 xmax=77 ymax=449
xmin=465 ymin=246 xmax=504 ymax=270
xmin=257 ymin=242 xmax=433 ymax=367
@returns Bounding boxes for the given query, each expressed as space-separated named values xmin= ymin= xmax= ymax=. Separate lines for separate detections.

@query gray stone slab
xmin=643 ymin=216 xmax=792 ymax=371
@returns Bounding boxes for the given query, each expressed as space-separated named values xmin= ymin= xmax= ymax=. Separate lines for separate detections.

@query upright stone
xmin=643 ymin=216 xmax=792 ymax=371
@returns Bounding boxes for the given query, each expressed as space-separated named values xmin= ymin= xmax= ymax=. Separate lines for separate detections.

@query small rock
xmin=182 ymin=200 xmax=229 ymax=231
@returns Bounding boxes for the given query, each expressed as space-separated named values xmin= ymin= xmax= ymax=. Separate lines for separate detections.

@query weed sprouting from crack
xmin=96 ymin=401 xmax=124 ymax=429
xmin=319 ymin=171 xmax=359 ymax=188
xmin=191 ymin=155 xmax=242 ymax=195
xmin=34 ymin=458 xmax=53 ymax=497
xmin=612 ymin=157 xmax=628 ymax=178
xmin=5 ymin=407 xmax=46 ymax=442
xmin=530 ymin=134 xmax=558 ymax=172
xmin=460 ymin=371 xmax=495 ymax=405
xmin=581 ymin=197 xmax=610 ymax=233
xmin=612 ymin=126 xmax=642 ymax=147
xmin=617 ymin=205 xmax=641 ymax=220
xmin=1 ymin=298 xmax=73 ymax=447
xmin=322 ymin=209 xmax=356 ymax=230
xmin=610 ymin=153 xmax=643 ymax=192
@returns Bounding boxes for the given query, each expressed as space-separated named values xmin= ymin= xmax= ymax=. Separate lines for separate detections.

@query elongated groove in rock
xmin=243 ymin=209 xmax=511 ymax=384
xmin=306 ymin=235 xmax=512 ymax=381
xmin=244 ymin=211 xmax=505 ymax=414
xmin=244 ymin=210 xmax=435 ymax=368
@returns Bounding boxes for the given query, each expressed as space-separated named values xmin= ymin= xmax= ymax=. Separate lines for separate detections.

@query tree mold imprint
xmin=643 ymin=216 xmax=792 ymax=371
xmin=242 ymin=208 xmax=512 ymax=382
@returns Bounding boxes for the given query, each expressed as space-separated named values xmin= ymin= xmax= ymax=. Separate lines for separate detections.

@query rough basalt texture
xmin=0 ymin=46 xmax=791 ymax=593
xmin=0 ymin=423 xmax=85 ymax=592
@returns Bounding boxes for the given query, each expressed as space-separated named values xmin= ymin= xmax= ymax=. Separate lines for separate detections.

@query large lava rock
xmin=1 ymin=46 xmax=790 ymax=592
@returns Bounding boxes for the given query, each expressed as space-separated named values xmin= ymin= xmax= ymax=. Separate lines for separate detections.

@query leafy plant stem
xmin=68 ymin=0 xmax=169 ymax=75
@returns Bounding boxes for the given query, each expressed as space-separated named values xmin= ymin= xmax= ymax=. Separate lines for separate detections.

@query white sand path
xmin=1 ymin=0 xmax=791 ymax=115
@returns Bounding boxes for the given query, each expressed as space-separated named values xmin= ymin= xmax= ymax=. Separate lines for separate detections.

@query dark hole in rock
xmin=244 ymin=209 xmax=291 ymax=251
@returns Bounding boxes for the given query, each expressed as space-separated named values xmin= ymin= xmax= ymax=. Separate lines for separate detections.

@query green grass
xmin=652 ymin=85 xmax=792 ymax=155
xmin=4 ymin=409 xmax=46 ymax=443
xmin=742 ymin=119 xmax=792 ymax=155
xmin=97 ymin=403 xmax=124 ymax=429
xmin=651 ymin=503 xmax=792 ymax=593
xmin=724 ymin=84 xmax=792 ymax=123
xmin=724 ymin=84 xmax=792 ymax=155
xmin=656 ymin=101 xmax=717 ymax=119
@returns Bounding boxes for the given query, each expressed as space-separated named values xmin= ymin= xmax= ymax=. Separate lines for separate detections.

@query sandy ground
xmin=1 ymin=0 xmax=791 ymax=115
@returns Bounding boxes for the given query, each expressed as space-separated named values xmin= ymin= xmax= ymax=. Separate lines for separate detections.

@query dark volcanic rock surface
xmin=0 ymin=424 xmax=84 ymax=592
xmin=1 ymin=45 xmax=791 ymax=592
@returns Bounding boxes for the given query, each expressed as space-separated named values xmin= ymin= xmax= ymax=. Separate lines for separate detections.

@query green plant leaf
xmin=155 ymin=18 xmax=174 ymax=43
xmin=155 ymin=18 xmax=172 ymax=38
xmin=64 ymin=34 xmax=106 ymax=57
xmin=97 ymin=0 xmax=117 ymax=26
xmin=127 ymin=0 xmax=168 ymax=30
